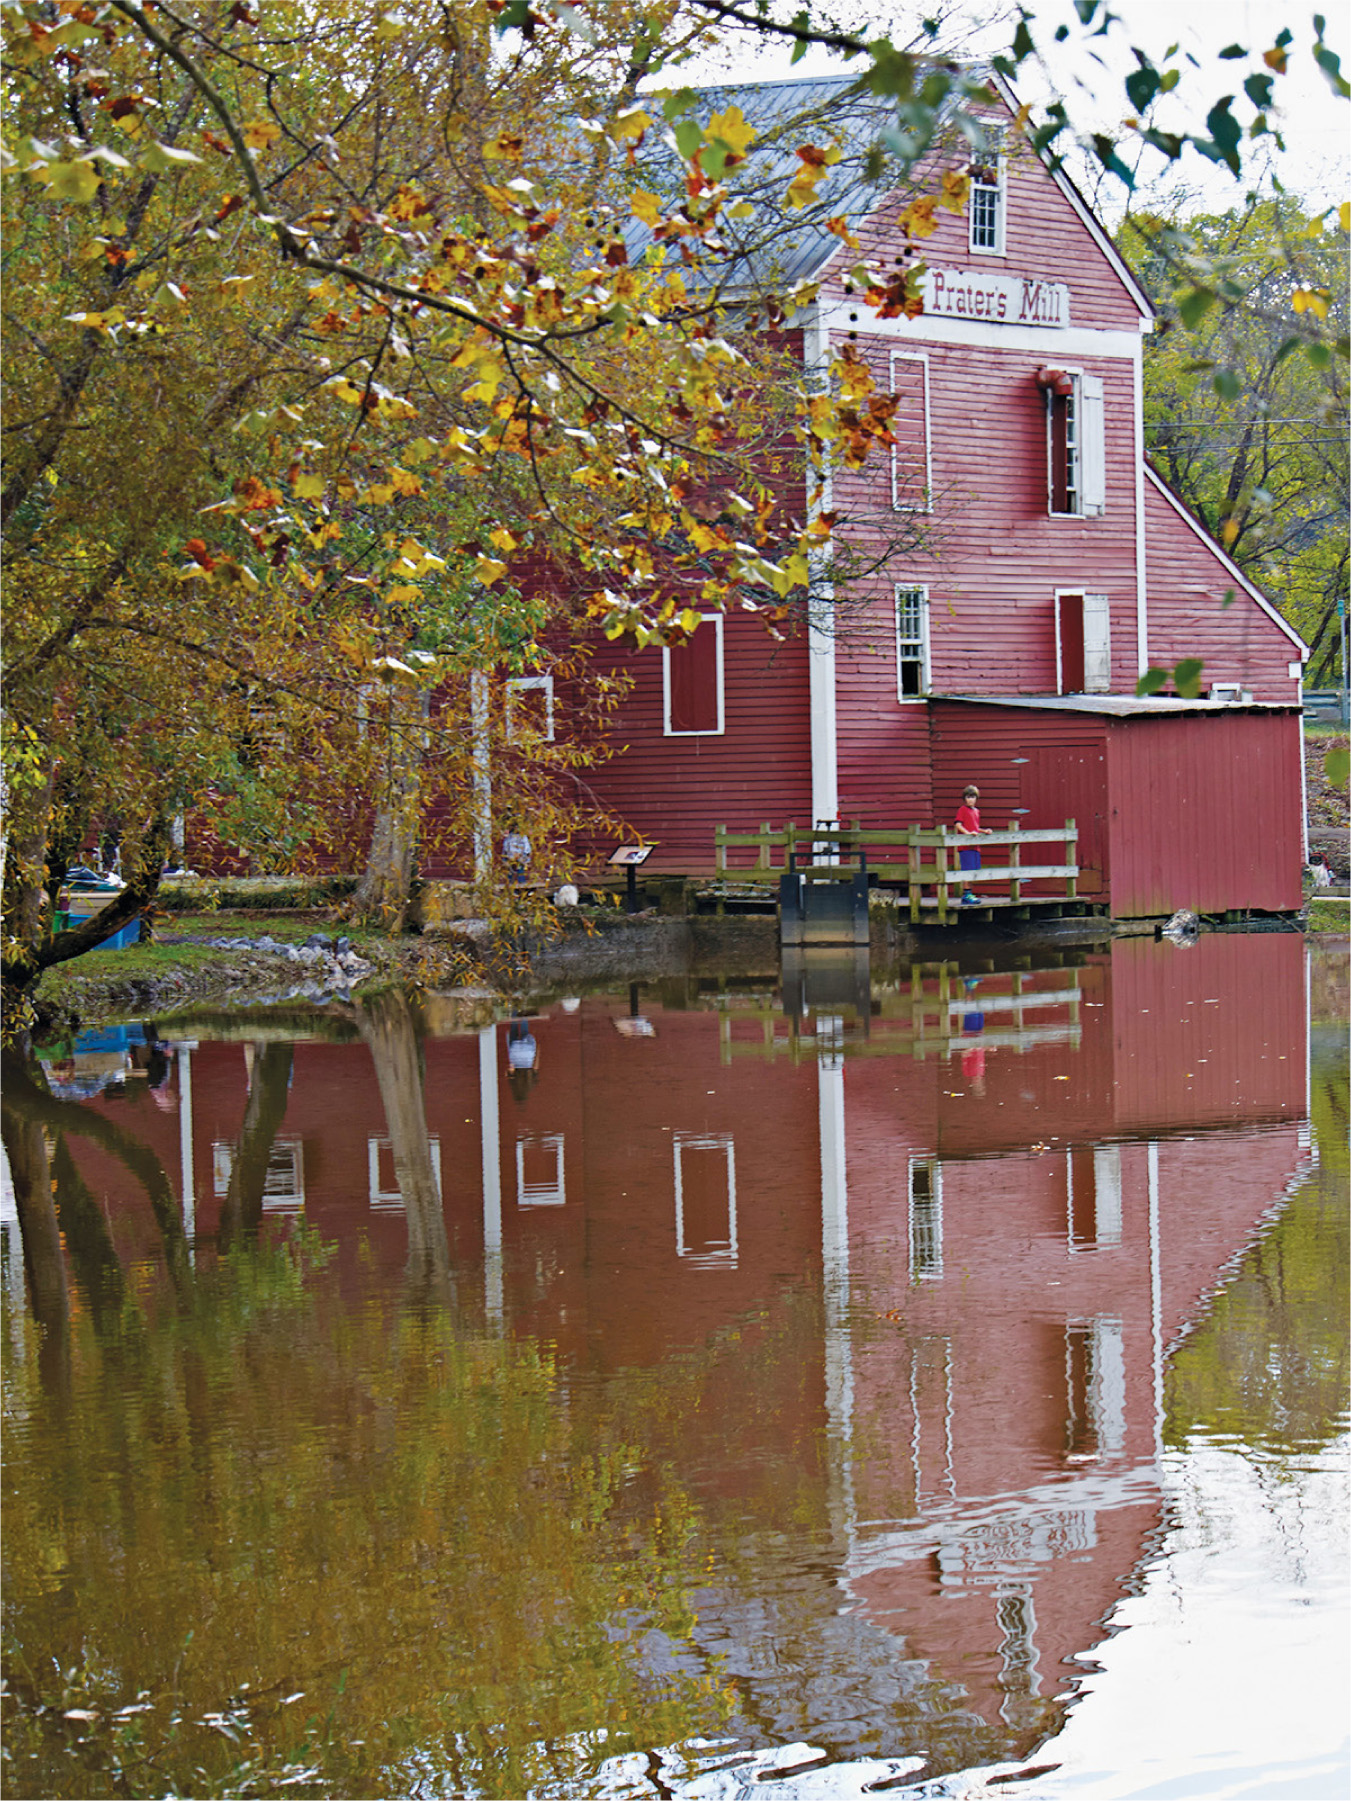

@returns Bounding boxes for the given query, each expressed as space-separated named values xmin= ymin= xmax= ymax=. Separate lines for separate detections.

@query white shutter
xmin=1083 ymin=592 xmax=1112 ymax=691
xmin=1080 ymin=374 xmax=1106 ymax=516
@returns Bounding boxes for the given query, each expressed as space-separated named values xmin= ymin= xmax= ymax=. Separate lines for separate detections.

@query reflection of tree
xmin=1 ymin=1054 xmax=189 ymax=1294
xmin=217 ymin=1043 xmax=294 ymax=1250
xmin=50 ymin=1136 xmax=125 ymax=1335
xmin=0 ymin=1085 xmax=70 ymax=1401
xmin=355 ymin=990 xmax=450 ymax=1302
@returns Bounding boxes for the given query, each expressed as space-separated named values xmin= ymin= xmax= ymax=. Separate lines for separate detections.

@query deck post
xmin=937 ymin=834 xmax=950 ymax=925
xmin=715 ymin=824 xmax=727 ymax=876
xmin=908 ymin=826 xmax=921 ymax=925
xmin=1066 ymin=819 xmax=1078 ymax=900
xmin=1009 ymin=819 xmax=1021 ymax=904
xmin=759 ymin=822 xmax=771 ymax=872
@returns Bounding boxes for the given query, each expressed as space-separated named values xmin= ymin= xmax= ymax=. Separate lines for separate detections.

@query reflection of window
xmin=212 ymin=1138 xmax=306 ymax=1213
xmin=1046 ymin=372 xmax=1105 ymax=517
xmin=895 ymin=585 xmax=931 ymax=700
xmin=909 ymin=1157 xmax=943 ymax=1280
xmin=506 ymin=675 xmax=554 ymax=743
xmin=368 ymin=1135 xmax=442 ymax=1210
xmin=673 ymin=1134 xmax=737 ymax=1265
xmin=1067 ymin=1145 xmax=1122 ymax=1250
xmin=968 ymin=156 xmax=1005 ymax=254
xmin=1056 ymin=591 xmax=1111 ymax=694
xmin=516 ymin=1133 xmax=565 ymax=1207
xmin=1064 ymin=1316 xmax=1125 ymax=1462
xmin=663 ymin=615 xmax=724 ymax=736
xmin=889 ymin=351 xmax=932 ymax=511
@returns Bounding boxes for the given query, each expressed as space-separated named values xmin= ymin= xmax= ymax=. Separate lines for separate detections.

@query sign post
xmin=608 ymin=844 xmax=653 ymax=913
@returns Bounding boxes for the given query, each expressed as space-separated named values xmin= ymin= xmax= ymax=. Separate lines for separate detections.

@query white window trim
xmin=516 ymin=1132 xmax=566 ymax=1207
xmin=908 ymin=1156 xmax=944 ymax=1281
xmin=662 ymin=612 xmax=725 ymax=736
xmin=673 ymin=1133 xmax=737 ymax=1266
xmin=895 ymin=583 xmax=932 ymax=702
xmin=368 ymin=1135 xmax=442 ymax=1210
xmin=968 ymin=153 xmax=1007 ymax=257
xmin=506 ymin=673 xmax=554 ymax=742
xmin=1045 ymin=368 xmax=1105 ymax=519
xmin=213 ymin=1137 xmax=306 ymax=1214
xmin=889 ymin=348 xmax=933 ymax=512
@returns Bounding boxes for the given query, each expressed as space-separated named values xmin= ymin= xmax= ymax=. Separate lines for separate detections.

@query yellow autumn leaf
xmin=678 ymin=608 xmax=702 ymax=634
xmin=610 ymin=108 xmax=651 ymax=142
xmin=385 ymin=584 xmax=422 ymax=606
xmin=1340 ymin=201 xmax=1350 ymax=233
xmin=294 ymin=472 xmax=325 ymax=499
xmin=707 ymin=104 xmax=756 ymax=155
xmin=488 ymin=527 xmax=518 ymax=552
xmin=475 ymin=555 xmax=508 ymax=584
xmin=630 ymin=190 xmax=663 ymax=227
xmin=241 ymin=119 xmax=281 ymax=150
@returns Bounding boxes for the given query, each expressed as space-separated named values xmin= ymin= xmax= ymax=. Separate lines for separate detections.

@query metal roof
xmin=623 ymin=74 xmax=962 ymax=292
xmin=933 ymin=694 xmax=1300 ymax=716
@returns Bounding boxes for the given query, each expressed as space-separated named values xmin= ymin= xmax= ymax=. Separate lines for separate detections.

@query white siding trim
xmin=1143 ymin=464 xmax=1310 ymax=657
xmin=804 ymin=304 xmax=839 ymax=826
xmin=1134 ymin=337 xmax=1149 ymax=676
xmin=1083 ymin=592 xmax=1111 ymax=692
xmin=819 ymin=304 xmax=1141 ymax=361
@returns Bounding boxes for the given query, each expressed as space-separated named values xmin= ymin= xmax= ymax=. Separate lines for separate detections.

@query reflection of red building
xmin=40 ymin=932 xmax=1309 ymax=1755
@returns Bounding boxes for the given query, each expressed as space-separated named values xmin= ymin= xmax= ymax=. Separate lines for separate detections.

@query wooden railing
xmin=713 ymin=819 xmax=1079 ymax=923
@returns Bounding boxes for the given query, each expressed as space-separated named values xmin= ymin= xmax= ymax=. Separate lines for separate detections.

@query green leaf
xmin=41 ymin=159 xmax=102 ymax=202
xmin=1221 ymin=588 xmax=1236 ymax=609
xmin=673 ymin=119 xmax=702 ymax=161
xmin=1136 ymin=667 xmax=1169 ymax=696
xmin=662 ymin=88 xmax=697 ymax=120
xmin=1217 ymin=43 xmax=1246 ymax=59
xmin=1125 ymin=66 xmax=1160 ymax=112
xmin=1243 ymin=72 xmax=1275 ymax=109
xmin=1173 ymin=658 xmax=1205 ymax=698
xmin=1324 ymin=747 xmax=1350 ymax=790
xmin=1213 ymin=367 xmax=1242 ymax=401
xmin=1176 ymin=284 xmax=1217 ymax=327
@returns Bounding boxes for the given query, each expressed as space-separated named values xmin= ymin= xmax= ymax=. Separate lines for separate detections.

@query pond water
xmin=2 ymin=931 xmax=1346 ymax=1800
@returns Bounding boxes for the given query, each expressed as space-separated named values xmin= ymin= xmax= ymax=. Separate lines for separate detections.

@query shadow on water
xmin=0 ymin=935 xmax=1344 ymax=1798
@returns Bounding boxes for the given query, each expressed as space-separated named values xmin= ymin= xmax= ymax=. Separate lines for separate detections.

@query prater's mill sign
xmin=923 ymin=268 xmax=1071 ymax=327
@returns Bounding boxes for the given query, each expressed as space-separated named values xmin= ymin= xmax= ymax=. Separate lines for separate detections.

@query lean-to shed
xmin=928 ymin=695 xmax=1305 ymax=917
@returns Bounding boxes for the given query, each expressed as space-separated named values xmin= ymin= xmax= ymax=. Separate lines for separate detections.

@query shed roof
xmin=933 ymin=694 xmax=1300 ymax=717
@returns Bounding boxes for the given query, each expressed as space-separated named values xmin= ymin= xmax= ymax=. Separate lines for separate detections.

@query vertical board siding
xmin=1141 ymin=474 xmax=1302 ymax=702
xmin=1104 ymin=711 xmax=1303 ymax=915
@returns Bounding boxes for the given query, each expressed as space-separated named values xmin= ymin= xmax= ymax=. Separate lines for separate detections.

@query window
xmin=212 ymin=1138 xmax=305 ymax=1213
xmin=1056 ymin=592 xmax=1111 ymax=694
xmin=889 ymin=350 xmax=932 ymax=511
xmin=909 ymin=1158 xmax=943 ymax=1280
xmin=673 ymin=1133 xmax=737 ymax=1265
xmin=506 ymin=674 xmax=554 ymax=743
xmin=516 ymin=1133 xmax=565 ymax=1207
xmin=368 ymin=1135 xmax=442 ymax=1210
xmin=1066 ymin=1146 xmax=1122 ymax=1250
xmin=895 ymin=585 xmax=931 ymax=699
xmin=1043 ymin=370 xmax=1105 ymax=517
xmin=968 ymin=156 xmax=1005 ymax=255
xmin=663 ymin=613 xmax=724 ymax=735
xmin=1064 ymin=1316 xmax=1126 ymax=1462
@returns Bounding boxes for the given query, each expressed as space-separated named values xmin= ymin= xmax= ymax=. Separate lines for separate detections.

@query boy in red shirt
xmin=955 ymin=784 xmax=990 ymax=905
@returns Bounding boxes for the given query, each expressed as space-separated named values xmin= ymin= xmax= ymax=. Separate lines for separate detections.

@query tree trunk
xmin=356 ymin=988 xmax=450 ymax=1302
xmin=218 ymin=1042 xmax=295 ymax=1249
xmin=347 ymin=685 xmax=426 ymax=933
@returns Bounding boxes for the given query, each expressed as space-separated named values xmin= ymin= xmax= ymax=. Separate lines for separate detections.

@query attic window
xmin=968 ymin=157 xmax=1005 ymax=255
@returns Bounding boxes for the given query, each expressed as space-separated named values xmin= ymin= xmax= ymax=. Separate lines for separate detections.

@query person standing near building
xmin=955 ymin=785 xmax=990 ymax=905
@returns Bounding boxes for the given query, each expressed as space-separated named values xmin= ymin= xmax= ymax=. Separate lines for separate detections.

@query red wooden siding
xmin=576 ymin=614 xmax=813 ymax=873
xmin=1104 ymin=709 xmax=1304 ymax=915
xmin=1142 ymin=471 xmax=1303 ymax=703
xmin=819 ymin=112 xmax=1148 ymax=331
